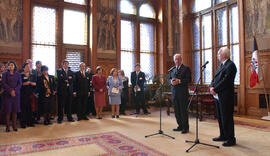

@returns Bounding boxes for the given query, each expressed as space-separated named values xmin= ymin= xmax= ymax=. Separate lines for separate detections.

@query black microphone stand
xmin=185 ymin=65 xmax=219 ymax=152
xmin=145 ymin=76 xmax=175 ymax=139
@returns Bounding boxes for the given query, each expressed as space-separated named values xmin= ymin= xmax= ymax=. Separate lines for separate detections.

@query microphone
xmin=168 ymin=66 xmax=176 ymax=72
xmin=201 ymin=61 xmax=209 ymax=68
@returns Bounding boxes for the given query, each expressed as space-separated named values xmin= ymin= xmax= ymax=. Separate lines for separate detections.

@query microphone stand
xmin=145 ymin=80 xmax=175 ymax=139
xmin=185 ymin=65 xmax=219 ymax=152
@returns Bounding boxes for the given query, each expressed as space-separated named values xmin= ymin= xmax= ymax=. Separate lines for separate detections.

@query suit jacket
xmin=169 ymin=64 xmax=191 ymax=97
xmin=57 ymin=68 xmax=74 ymax=95
xmin=74 ymin=71 xmax=90 ymax=96
xmin=37 ymin=74 xmax=56 ymax=98
xmin=210 ymin=59 xmax=237 ymax=108
xmin=131 ymin=71 xmax=146 ymax=93
xmin=88 ymin=72 xmax=94 ymax=92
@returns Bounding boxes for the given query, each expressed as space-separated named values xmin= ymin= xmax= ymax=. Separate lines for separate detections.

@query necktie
xmin=82 ymin=72 xmax=85 ymax=78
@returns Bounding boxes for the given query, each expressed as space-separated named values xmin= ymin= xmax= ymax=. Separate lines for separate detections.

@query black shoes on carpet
xmin=213 ymin=136 xmax=236 ymax=147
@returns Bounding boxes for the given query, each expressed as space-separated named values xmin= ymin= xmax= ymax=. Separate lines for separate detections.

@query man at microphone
xmin=169 ymin=54 xmax=191 ymax=134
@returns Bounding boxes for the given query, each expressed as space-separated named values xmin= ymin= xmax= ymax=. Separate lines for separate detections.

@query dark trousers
xmin=87 ymin=92 xmax=96 ymax=115
xmin=58 ymin=92 xmax=73 ymax=121
xmin=20 ymin=96 xmax=33 ymax=126
xmin=120 ymin=91 xmax=128 ymax=113
xmin=77 ymin=94 xmax=88 ymax=119
xmin=215 ymin=99 xmax=235 ymax=140
xmin=133 ymin=91 xmax=147 ymax=113
xmin=172 ymin=93 xmax=189 ymax=130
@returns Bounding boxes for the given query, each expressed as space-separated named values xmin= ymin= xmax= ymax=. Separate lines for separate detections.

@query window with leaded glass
xmin=193 ymin=0 xmax=212 ymax=12
xmin=121 ymin=20 xmax=135 ymax=82
xmin=139 ymin=3 xmax=155 ymax=19
xmin=32 ymin=6 xmax=56 ymax=75
xmin=230 ymin=4 xmax=240 ymax=84
xmin=65 ymin=50 xmax=84 ymax=72
xmin=191 ymin=0 xmax=239 ymax=85
xmin=120 ymin=1 xmax=156 ymax=84
xmin=202 ymin=14 xmax=212 ymax=84
xmin=63 ymin=10 xmax=87 ymax=45
xmin=64 ymin=0 xmax=85 ymax=5
xmin=120 ymin=0 xmax=136 ymax=15
xmin=216 ymin=8 xmax=227 ymax=46
xmin=140 ymin=22 xmax=155 ymax=82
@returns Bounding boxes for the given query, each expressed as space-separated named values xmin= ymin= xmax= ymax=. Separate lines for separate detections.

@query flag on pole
xmin=250 ymin=36 xmax=262 ymax=88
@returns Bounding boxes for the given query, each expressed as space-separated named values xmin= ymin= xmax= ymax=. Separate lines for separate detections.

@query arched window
xmin=120 ymin=1 xmax=156 ymax=83
xmin=139 ymin=3 xmax=155 ymax=19
xmin=120 ymin=0 xmax=136 ymax=15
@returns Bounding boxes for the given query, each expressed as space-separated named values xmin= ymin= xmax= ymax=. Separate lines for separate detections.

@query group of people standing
xmin=0 ymin=59 xmax=150 ymax=132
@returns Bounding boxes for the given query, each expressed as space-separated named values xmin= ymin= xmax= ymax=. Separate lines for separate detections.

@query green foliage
xmin=151 ymin=74 xmax=171 ymax=102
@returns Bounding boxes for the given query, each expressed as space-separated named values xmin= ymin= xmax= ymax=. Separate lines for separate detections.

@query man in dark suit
xmin=57 ymin=60 xmax=75 ymax=123
xmin=169 ymin=54 xmax=191 ymax=134
xmin=131 ymin=64 xmax=150 ymax=115
xmin=74 ymin=62 xmax=90 ymax=121
xmin=210 ymin=47 xmax=237 ymax=147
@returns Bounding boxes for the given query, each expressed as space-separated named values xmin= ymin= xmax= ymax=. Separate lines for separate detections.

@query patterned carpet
xmin=0 ymin=132 xmax=167 ymax=156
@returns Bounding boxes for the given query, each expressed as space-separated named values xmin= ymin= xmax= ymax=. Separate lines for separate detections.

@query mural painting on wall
xmin=97 ymin=0 xmax=117 ymax=59
xmin=0 ymin=0 xmax=23 ymax=54
xmin=245 ymin=0 xmax=270 ymax=51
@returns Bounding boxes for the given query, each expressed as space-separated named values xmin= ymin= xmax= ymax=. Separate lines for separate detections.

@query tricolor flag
xmin=250 ymin=36 xmax=262 ymax=88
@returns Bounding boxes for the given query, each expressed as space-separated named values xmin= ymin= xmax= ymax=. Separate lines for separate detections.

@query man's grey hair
xmin=173 ymin=53 xmax=182 ymax=60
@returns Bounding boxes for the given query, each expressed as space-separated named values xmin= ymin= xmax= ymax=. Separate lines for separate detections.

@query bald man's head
xmin=218 ymin=47 xmax=230 ymax=62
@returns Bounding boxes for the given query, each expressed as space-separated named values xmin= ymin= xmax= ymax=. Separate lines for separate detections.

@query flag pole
xmin=260 ymin=62 xmax=270 ymax=121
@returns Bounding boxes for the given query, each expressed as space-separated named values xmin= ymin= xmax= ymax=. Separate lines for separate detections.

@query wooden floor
xmin=0 ymin=108 xmax=270 ymax=156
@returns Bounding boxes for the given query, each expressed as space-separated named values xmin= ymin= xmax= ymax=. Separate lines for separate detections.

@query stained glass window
xmin=63 ymin=10 xmax=87 ymax=45
xmin=64 ymin=0 xmax=85 ymax=5
xmin=120 ymin=0 xmax=136 ymax=15
xmin=193 ymin=18 xmax=200 ymax=50
xmin=65 ymin=51 xmax=84 ymax=72
xmin=193 ymin=51 xmax=200 ymax=83
xmin=193 ymin=0 xmax=212 ymax=12
xmin=139 ymin=3 xmax=155 ymax=19
xmin=202 ymin=49 xmax=212 ymax=84
xmin=202 ymin=14 xmax=212 ymax=49
xmin=121 ymin=20 xmax=135 ymax=82
xmin=32 ymin=6 xmax=56 ymax=75
xmin=216 ymin=8 xmax=227 ymax=46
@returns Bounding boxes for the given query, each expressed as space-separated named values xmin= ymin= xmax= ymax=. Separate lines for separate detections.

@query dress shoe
xmin=68 ymin=118 xmax=75 ymax=122
xmin=116 ymin=115 xmax=119 ymax=118
xmin=112 ymin=115 xmax=115 ymax=118
xmin=173 ymin=127 xmax=182 ymax=131
xmin=57 ymin=120 xmax=62 ymax=124
xmin=222 ymin=139 xmax=236 ymax=147
xmin=27 ymin=123 xmax=35 ymax=127
xmin=83 ymin=117 xmax=89 ymax=120
xmin=21 ymin=124 xmax=26 ymax=129
xmin=213 ymin=136 xmax=226 ymax=142
xmin=181 ymin=129 xmax=189 ymax=134
xmin=47 ymin=121 xmax=52 ymax=125
xmin=13 ymin=127 xmax=18 ymax=132
xmin=6 ymin=127 xmax=10 ymax=132
xmin=144 ymin=112 xmax=151 ymax=115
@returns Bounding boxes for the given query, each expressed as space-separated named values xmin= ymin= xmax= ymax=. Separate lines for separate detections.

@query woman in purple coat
xmin=1 ymin=60 xmax=22 ymax=132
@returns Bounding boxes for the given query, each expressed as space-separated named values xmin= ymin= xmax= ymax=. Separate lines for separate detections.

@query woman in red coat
xmin=92 ymin=66 xmax=106 ymax=119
